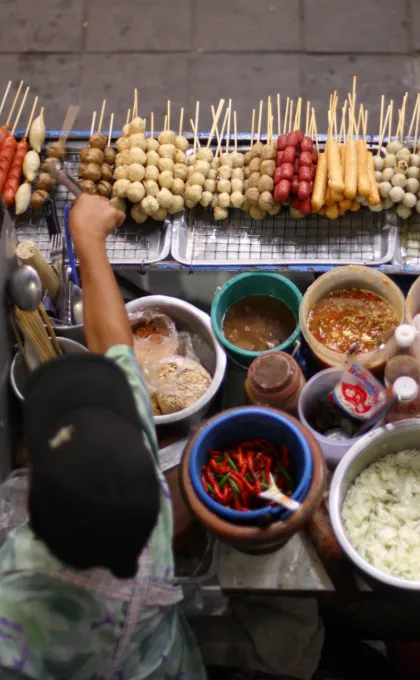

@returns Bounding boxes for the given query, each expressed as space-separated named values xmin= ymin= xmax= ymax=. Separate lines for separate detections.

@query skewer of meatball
xmin=79 ymin=105 xmax=115 ymax=199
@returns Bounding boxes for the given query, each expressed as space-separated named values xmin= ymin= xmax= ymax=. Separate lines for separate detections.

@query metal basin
xmin=126 ymin=295 xmax=227 ymax=426
xmin=329 ymin=419 xmax=420 ymax=591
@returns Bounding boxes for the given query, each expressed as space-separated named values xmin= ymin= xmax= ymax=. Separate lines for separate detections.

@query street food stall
xmin=3 ymin=78 xmax=420 ymax=644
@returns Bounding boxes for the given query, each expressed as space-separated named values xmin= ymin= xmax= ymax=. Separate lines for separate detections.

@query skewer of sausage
xmin=0 ymin=81 xmax=24 ymax=174
xmin=0 ymin=81 xmax=12 ymax=151
xmin=0 ymin=85 xmax=29 ymax=194
xmin=3 ymin=94 xmax=38 ymax=207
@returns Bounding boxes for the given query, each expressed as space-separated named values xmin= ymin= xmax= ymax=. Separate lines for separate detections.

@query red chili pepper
xmin=201 ymin=474 xmax=208 ymax=493
xmin=231 ymin=471 xmax=255 ymax=494
xmin=205 ymin=469 xmax=225 ymax=503
xmin=209 ymin=458 xmax=222 ymax=473
xmin=264 ymin=458 xmax=272 ymax=486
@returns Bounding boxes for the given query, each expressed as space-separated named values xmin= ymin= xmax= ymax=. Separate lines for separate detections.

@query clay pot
xmin=180 ymin=407 xmax=327 ymax=554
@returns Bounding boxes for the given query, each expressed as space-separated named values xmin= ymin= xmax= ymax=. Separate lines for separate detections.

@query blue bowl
xmin=188 ymin=406 xmax=313 ymax=525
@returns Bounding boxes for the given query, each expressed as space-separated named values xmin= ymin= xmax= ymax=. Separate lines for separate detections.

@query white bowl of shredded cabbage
xmin=329 ymin=419 xmax=420 ymax=590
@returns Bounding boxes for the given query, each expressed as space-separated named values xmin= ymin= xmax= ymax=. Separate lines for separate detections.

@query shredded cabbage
xmin=342 ymin=450 xmax=420 ymax=581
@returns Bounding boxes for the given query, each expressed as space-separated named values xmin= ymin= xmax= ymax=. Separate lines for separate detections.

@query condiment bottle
xmin=386 ymin=376 xmax=420 ymax=424
xmin=384 ymin=324 xmax=420 ymax=386
xmin=244 ymin=351 xmax=305 ymax=414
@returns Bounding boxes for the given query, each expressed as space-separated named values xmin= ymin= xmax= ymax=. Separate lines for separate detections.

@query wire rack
xmin=171 ymin=206 xmax=397 ymax=267
xmin=14 ymin=141 xmax=171 ymax=266
xmin=401 ymin=214 xmax=420 ymax=269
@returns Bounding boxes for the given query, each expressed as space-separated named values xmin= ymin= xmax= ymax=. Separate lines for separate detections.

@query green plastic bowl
xmin=211 ymin=273 xmax=302 ymax=367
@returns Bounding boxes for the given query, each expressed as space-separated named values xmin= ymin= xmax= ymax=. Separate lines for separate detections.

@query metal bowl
xmin=329 ymin=419 xmax=420 ymax=591
xmin=10 ymin=337 xmax=88 ymax=402
xmin=126 ymin=295 xmax=227 ymax=426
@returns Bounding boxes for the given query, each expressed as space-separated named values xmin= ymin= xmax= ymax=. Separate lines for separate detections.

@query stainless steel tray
xmin=171 ymin=206 xmax=397 ymax=268
xmin=14 ymin=140 xmax=171 ymax=267
xmin=171 ymin=141 xmax=397 ymax=267
xmin=401 ymin=213 xmax=420 ymax=269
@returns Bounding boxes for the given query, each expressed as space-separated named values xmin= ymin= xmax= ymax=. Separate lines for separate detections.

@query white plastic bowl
xmin=126 ymin=295 xmax=227 ymax=426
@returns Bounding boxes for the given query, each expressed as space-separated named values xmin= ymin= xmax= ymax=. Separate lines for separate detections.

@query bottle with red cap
xmin=244 ymin=351 xmax=305 ymax=414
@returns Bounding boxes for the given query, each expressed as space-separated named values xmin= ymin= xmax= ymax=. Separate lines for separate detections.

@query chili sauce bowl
xmin=184 ymin=406 xmax=313 ymax=526
xmin=211 ymin=273 xmax=302 ymax=368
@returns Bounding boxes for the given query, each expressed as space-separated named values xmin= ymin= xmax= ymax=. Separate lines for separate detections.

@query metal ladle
xmin=8 ymin=265 xmax=42 ymax=311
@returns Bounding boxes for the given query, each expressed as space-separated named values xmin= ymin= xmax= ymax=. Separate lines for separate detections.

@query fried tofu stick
xmin=356 ymin=139 xmax=370 ymax=197
xmin=312 ymin=152 xmax=328 ymax=212
xmin=327 ymin=139 xmax=345 ymax=194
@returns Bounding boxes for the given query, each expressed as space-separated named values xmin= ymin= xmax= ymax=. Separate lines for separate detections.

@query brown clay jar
xmin=245 ymin=351 xmax=305 ymax=415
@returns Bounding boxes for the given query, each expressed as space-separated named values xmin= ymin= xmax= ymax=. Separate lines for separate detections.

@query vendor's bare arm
xmin=69 ymin=194 xmax=130 ymax=354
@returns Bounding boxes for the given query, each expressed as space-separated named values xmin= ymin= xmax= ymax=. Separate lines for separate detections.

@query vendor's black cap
xmin=24 ymin=353 xmax=160 ymax=579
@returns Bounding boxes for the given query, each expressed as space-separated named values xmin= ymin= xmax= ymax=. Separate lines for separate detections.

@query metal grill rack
xmin=14 ymin=141 xmax=171 ymax=266
xmin=401 ymin=214 xmax=420 ymax=268
xmin=171 ymin=206 xmax=397 ymax=267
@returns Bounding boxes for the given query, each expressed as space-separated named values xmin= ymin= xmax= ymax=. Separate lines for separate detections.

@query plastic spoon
xmin=259 ymin=473 xmax=301 ymax=512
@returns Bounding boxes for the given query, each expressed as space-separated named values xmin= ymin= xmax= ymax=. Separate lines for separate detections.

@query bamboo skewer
xmin=126 ymin=109 xmax=131 ymax=126
xmin=178 ymin=107 xmax=184 ymax=137
xmin=38 ymin=305 xmax=62 ymax=356
xmin=406 ymin=94 xmax=420 ymax=146
xmin=150 ymin=112 xmax=154 ymax=140
xmin=225 ymin=99 xmax=232 ymax=153
xmin=234 ymin=111 xmax=238 ymax=153
xmin=108 ymin=113 xmax=114 ymax=146
xmin=97 ymin=99 xmax=106 ymax=134
xmin=5 ymin=80 xmax=23 ymax=128
xmin=293 ymin=97 xmax=302 ymax=132
xmin=167 ymin=99 xmax=171 ymax=131
xmin=283 ymin=97 xmax=290 ymax=135
xmin=211 ymin=105 xmax=221 ymax=146
xmin=288 ymin=99 xmax=294 ymax=133
xmin=251 ymin=108 xmax=255 ymax=148
xmin=277 ymin=93 xmax=281 ymax=138
xmin=216 ymin=108 xmax=229 ymax=158
xmin=388 ymin=100 xmax=393 ymax=143
xmin=257 ymin=100 xmax=263 ymax=142
xmin=305 ymin=100 xmax=310 ymax=137
xmin=24 ymin=96 xmax=38 ymax=140
xmin=378 ymin=103 xmax=391 ymax=155
xmin=11 ymin=86 xmax=29 ymax=135
xmin=193 ymin=101 xmax=200 ymax=153
xmin=206 ymin=98 xmax=225 ymax=148
xmin=312 ymin=108 xmax=319 ymax=152
xmin=14 ymin=307 xmax=57 ymax=363
xmin=90 ymin=111 xmax=97 ymax=137
xmin=133 ymin=89 xmax=138 ymax=118
xmin=379 ymin=95 xmax=384 ymax=148
xmin=0 ymin=81 xmax=11 ymax=122
xmin=415 ymin=100 xmax=420 ymax=154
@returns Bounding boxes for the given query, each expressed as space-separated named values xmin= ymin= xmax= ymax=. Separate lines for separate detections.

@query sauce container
xmin=211 ymin=272 xmax=302 ymax=368
xmin=245 ymin=351 xmax=305 ymax=414
xmin=299 ymin=266 xmax=404 ymax=372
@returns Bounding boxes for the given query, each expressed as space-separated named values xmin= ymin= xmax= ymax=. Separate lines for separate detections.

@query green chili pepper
xmin=245 ymin=472 xmax=253 ymax=483
xmin=227 ymin=455 xmax=238 ymax=471
xmin=277 ymin=461 xmax=294 ymax=490
xmin=207 ymin=482 xmax=215 ymax=494
xmin=228 ymin=478 xmax=240 ymax=495
xmin=219 ymin=473 xmax=231 ymax=487
xmin=260 ymin=482 xmax=269 ymax=490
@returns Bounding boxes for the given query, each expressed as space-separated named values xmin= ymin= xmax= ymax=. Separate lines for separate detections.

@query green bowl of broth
xmin=211 ymin=273 xmax=302 ymax=367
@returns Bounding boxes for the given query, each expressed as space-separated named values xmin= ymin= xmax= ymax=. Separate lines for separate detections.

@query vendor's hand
xmin=69 ymin=194 xmax=125 ymax=250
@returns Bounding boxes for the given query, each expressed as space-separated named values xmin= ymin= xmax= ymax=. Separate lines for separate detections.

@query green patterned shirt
xmin=0 ymin=345 xmax=206 ymax=680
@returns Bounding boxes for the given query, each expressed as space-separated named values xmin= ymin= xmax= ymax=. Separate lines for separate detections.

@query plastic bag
xmin=129 ymin=308 xmax=213 ymax=415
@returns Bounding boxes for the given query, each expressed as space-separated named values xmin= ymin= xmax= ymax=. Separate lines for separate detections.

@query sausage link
xmin=327 ymin=139 xmax=345 ymax=194
xmin=2 ymin=139 xmax=29 ymax=205
xmin=367 ymin=151 xmax=380 ymax=206
xmin=356 ymin=139 xmax=371 ymax=197
xmin=311 ymin=152 xmax=328 ymax=212
xmin=0 ymin=137 xmax=17 ymax=192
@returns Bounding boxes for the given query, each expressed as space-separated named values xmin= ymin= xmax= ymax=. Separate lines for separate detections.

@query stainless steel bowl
xmin=330 ymin=419 xmax=420 ymax=591
xmin=10 ymin=337 xmax=88 ymax=401
xmin=126 ymin=295 xmax=227 ymax=426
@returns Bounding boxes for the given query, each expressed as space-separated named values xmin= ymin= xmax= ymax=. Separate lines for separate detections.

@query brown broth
xmin=222 ymin=295 xmax=296 ymax=352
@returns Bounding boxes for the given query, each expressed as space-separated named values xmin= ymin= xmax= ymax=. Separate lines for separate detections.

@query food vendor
xmin=0 ymin=194 xmax=206 ymax=680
